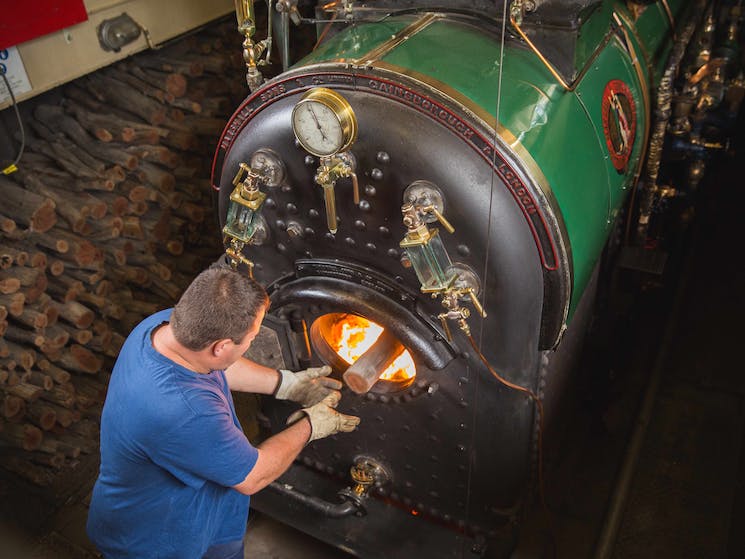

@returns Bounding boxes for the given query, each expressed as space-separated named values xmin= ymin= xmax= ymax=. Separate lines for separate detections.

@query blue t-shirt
xmin=87 ymin=309 xmax=258 ymax=558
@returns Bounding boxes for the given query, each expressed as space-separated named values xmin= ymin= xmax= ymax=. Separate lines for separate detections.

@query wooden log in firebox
xmin=343 ymin=329 xmax=406 ymax=394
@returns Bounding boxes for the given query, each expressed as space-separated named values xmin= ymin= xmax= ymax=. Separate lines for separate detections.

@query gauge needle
xmin=308 ymin=105 xmax=328 ymax=141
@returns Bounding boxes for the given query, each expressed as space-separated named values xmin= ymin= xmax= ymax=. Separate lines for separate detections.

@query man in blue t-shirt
xmin=87 ymin=267 xmax=360 ymax=559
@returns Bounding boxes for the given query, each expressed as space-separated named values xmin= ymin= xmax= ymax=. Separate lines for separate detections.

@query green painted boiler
xmin=212 ymin=0 xmax=711 ymax=556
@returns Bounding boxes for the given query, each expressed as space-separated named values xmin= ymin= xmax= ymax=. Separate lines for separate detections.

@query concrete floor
xmin=0 ymin=497 xmax=352 ymax=559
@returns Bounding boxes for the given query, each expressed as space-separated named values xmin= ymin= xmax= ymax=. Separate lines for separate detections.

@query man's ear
xmin=211 ymin=338 xmax=233 ymax=357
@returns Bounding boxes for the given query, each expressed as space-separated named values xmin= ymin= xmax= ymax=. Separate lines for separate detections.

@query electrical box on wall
xmin=0 ymin=0 xmax=89 ymax=50
xmin=0 ymin=0 xmax=234 ymax=109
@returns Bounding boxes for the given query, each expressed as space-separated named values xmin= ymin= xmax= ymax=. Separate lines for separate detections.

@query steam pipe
xmin=637 ymin=2 xmax=704 ymax=242
xmin=268 ymin=481 xmax=363 ymax=518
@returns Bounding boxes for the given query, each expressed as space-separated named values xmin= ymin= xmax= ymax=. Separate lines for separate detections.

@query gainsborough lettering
xmin=369 ymin=79 xmax=474 ymax=140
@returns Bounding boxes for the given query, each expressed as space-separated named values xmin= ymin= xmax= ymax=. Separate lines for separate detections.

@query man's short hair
xmin=171 ymin=268 xmax=269 ymax=350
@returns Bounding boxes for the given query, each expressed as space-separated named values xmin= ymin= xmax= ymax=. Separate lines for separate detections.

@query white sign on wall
xmin=0 ymin=47 xmax=33 ymax=104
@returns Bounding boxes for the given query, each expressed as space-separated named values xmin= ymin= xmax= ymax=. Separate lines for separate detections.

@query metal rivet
xmin=371 ymin=168 xmax=383 ymax=180
xmin=309 ymin=209 xmax=319 ymax=218
xmin=275 ymin=220 xmax=286 ymax=230
xmin=457 ymin=244 xmax=470 ymax=256
xmin=304 ymin=227 xmax=315 ymax=237
xmin=354 ymin=220 xmax=366 ymax=230
xmin=376 ymin=151 xmax=390 ymax=164
xmin=359 ymin=200 xmax=371 ymax=212
xmin=379 ymin=226 xmax=390 ymax=238
xmin=286 ymin=203 xmax=298 ymax=214
xmin=277 ymin=243 xmax=287 ymax=253
xmin=281 ymin=184 xmax=292 ymax=193
xmin=325 ymin=232 xmax=335 ymax=241
xmin=286 ymin=222 xmax=302 ymax=238
xmin=366 ymin=243 xmax=376 ymax=252
xmin=304 ymin=155 xmax=315 ymax=165
xmin=265 ymin=198 xmax=276 ymax=209
xmin=365 ymin=185 xmax=376 ymax=196
xmin=387 ymin=248 xmax=399 ymax=258
xmin=457 ymin=444 xmax=466 ymax=452
xmin=345 ymin=237 xmax=356 ymax=247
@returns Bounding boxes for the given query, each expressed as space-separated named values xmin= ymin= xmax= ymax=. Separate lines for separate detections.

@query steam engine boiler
xmin=211 ymin=0 xmax=742 ymax=556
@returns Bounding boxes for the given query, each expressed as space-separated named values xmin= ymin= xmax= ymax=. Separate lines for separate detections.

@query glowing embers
xmin=311 ymin=313 xmax=416 ymax=394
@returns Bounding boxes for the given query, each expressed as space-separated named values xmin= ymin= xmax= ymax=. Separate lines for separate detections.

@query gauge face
xmin=291 ymin=88 xmax=357 ymax=157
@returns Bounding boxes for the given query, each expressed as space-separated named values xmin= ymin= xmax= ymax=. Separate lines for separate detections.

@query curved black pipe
xmin=269 ymin=274 xmax=455 ymax=370
xmin=268 ymin=481 xmax=361 ymax=518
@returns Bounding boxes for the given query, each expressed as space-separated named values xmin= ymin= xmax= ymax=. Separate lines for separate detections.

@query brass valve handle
xmin=351 ymin=171 xmax=360 ymax=205
xmin=419 ymin=204 xmax=455 ymax=234
xmin=465 ymin=288 xmax=487 ymax=318
xmin=323 ymin=183 xmax=338 ymax=234
xmin=232 ymin=162 xmax=251 ymax=186
xmin=225 ymin=239 xmax=255 ymax=278
xmin=438 ymin=313 xmax=454 ymax=342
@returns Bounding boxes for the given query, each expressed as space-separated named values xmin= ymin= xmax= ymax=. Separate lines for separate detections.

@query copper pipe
xmin=509 ymin=14 xmax=573 ymax=91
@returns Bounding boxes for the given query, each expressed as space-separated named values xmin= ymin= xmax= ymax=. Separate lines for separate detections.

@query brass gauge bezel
xmin=291 ymin=87 xmax=358 ymax=157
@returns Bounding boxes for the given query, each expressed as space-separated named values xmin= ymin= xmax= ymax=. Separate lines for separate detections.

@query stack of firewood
xmin=0 ymin=21 xmax=248 ymax=486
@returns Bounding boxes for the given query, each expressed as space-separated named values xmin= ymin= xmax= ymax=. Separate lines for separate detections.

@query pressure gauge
xmin=291 ymin=87 xmax=358 ymax=157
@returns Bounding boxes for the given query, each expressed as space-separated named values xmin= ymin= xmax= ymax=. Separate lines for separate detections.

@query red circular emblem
xmin=601 ymin=80 xmax=637 ymax=172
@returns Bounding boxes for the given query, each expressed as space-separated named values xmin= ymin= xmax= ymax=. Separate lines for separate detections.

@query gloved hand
xmin=274 ymin=365 xmax=343 ymax=407
xmin=287 ymin=391 xmax=360 ymax=443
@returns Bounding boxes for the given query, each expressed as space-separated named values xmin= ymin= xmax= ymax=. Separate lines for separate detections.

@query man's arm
xmin=232 ymin=392 xmax=360 ymax=495
xmin=224 ymin=356 xmax=280 ymax=394
xmin=232 ymin=416 xmax=311 ymax=495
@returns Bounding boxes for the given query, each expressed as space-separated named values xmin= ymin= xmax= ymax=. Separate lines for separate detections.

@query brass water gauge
xmin=291 ymin=87 xmax=358 ymax=157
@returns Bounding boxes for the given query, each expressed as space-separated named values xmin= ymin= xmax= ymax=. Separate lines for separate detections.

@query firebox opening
xmin=310 ymin=313 xmax=417 ymax=394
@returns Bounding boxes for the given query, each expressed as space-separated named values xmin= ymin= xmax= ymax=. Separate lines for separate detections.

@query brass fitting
xmin=225 ymin=239 xmax=255 ymax=277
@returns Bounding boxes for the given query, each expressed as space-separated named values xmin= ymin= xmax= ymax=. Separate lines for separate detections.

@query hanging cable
xmin=0 ymin=68 xmax=25 ymax=175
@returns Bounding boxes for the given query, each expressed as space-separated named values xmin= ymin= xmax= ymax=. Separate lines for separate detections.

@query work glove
xmin=274 ymin=365 xmax=343 ymax=407
xmin=287 ymin=391 xmax=360 ymax=443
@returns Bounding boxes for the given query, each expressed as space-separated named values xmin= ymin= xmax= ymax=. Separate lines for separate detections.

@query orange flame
xmin=329 ymin=315 xmax=415 ymax=382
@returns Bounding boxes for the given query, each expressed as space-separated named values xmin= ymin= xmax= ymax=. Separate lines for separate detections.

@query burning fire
xmin=329 ymin=314 xmax=415 ymax=383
